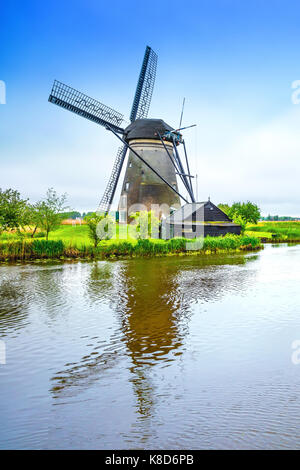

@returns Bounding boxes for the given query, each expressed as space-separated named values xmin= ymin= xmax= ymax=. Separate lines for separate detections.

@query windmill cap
xmin=124 ymin=118 xmax=174 ymax=142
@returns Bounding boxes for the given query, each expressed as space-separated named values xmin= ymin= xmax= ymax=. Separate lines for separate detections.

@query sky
xmin=1 ymin=0 xmax=300 ymax=216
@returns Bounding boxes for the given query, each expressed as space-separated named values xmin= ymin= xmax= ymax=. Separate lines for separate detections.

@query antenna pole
xmin=179 ymin=97 xmax=185 ymax=129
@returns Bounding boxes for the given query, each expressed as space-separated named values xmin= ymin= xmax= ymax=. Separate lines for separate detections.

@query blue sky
xmin=1 ymin=0 xmax=300 ymax=215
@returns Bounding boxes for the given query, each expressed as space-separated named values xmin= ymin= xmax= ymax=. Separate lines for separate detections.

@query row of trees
xmin=0 ymin=188 xmax=68 ymax=240
xmin=262 ymin=215 xmax=300 ymax=221
xmin=218 ymin=201 xmax=261 ymax=234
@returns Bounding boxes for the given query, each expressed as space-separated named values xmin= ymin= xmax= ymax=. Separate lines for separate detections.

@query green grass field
xmin=49 ymin=224 xmax=139 ymax=246
xmin=1 ymin=221 xmax=300 ymax=247
xmin=247 ymin=221 xmax=300 ymax=240
xmin=50 ymin=224 xmax=280 ymax=245
xmin=46 ymin=222 xmax=300 ymax=244
xmin=245 ymin=230 xmax=273 ymax=239
xmin=1 ymin=219 xmax=299 ymax=262
xmin=0 ymin=223 xmax=262 ymax=261
xmin=49 ymin=225 xmax=91 ymax=246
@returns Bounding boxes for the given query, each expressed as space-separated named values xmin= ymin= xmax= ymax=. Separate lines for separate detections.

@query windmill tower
xmin=119 ymin=118 xmax=181 ymax=222
xmin=48 ymin=46 xmax=195 ymax=220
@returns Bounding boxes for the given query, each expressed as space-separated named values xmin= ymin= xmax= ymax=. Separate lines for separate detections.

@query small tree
xmin=228 ymin=201 xmax=261 ymax=225
xmin=233 ymin=215 xmax=247 ymax=235
xmin=21 ymin=203 xmax=42 ymax=238
xmin=84 ymin=213 xmax=115 ymax=247
xmin=34 ymin=188 xmax=68 ymax=240
xmin=0 ymin=188 xmax=28 ymax=234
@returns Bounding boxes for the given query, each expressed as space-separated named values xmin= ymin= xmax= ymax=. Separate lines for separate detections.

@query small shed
xmin=162 ymin=200 xmax=241 ymax=239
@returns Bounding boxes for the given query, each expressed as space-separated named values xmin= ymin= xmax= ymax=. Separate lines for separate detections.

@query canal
xmin=0 ymin=244 xmax=300 ymax=449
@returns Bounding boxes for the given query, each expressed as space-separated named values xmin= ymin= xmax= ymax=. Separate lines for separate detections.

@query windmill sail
xmin=130 ymin=46 xmax=158 ymax=121
xmin=97 ymin=145 xmax=127 ymax=214
xmin=98 ymin=46 xmax=158 ymax=215
xmin=49 ymin=80 xmax=124 ymax=133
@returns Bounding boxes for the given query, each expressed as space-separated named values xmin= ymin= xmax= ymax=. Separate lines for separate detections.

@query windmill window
xmin=129 ymin=162 xmax=132 ymax=168
xmin=125 ymin=182 xmax=130 ymax=191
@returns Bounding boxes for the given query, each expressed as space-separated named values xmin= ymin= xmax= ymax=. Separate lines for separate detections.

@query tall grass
xmin=0 ymin=240 xmax=64 ymax=261
xmin=0 ymin=233 xmax=261 ymax=261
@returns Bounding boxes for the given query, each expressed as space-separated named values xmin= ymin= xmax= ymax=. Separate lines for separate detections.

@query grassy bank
xmin=0 ymin=234 xmax=261 ymax=262
xmin=247 ymin=221 xmax=300 ymax=241
xmin=2 ymin=220 xmax=299 ymax=262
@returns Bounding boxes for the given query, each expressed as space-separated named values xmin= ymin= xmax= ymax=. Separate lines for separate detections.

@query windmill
xmin=48 ymin=46 xmax=195 ymax=221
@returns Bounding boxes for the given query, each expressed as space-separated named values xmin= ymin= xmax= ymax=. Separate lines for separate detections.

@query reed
xmin=0 ymin=234 xmax=261 ymax=262
xmin=0 ymin=240 xmax=64 ymax=261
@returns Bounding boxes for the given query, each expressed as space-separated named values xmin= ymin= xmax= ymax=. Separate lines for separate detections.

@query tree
xmin=21 ymin=203 xmax=43 ymax=238
xmin=228 ymin=201 xmax=261 ymax=225
xmin=232 ymin=215 xmax=247 ymax=235
xmin=84 ymin=213 xmax=115 ymax=247
xmin=0 ymin=188 xmax=28 ymax=233
xmin=218 ymin=203 xmax=231 ymax=216
xmin=34 ymin=188 xmax=68 ymax=240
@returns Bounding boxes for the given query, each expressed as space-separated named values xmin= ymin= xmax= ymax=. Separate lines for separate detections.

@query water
xmin=0 ymin=244 xmax=300 ymax=449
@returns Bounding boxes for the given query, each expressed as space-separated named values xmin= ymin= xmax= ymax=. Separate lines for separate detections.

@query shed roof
xmin=165 ymin=202 xmax=205 ymax=223
xmin=165 ymin=201 xmax=235 ymax=224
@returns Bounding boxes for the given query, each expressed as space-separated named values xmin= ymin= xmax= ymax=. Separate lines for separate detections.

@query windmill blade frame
xmin=98 ymin=46 xmax=158 ymax=215
xmin=48 ymin=46 xmax=158 ymax=216
xmin=97 ymin=145 xmax=127 ymax=215
xmin=130 ymin=46 xmax=158 ymax=122
xmin=48 ymin=80 xmax=124 ymax=134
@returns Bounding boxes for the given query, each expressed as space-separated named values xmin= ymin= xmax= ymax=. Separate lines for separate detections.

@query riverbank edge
xmin=258 ymin=237 xmax=300 ymax=243
xmin=0 ymin=237 xmax=263 ymax=263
